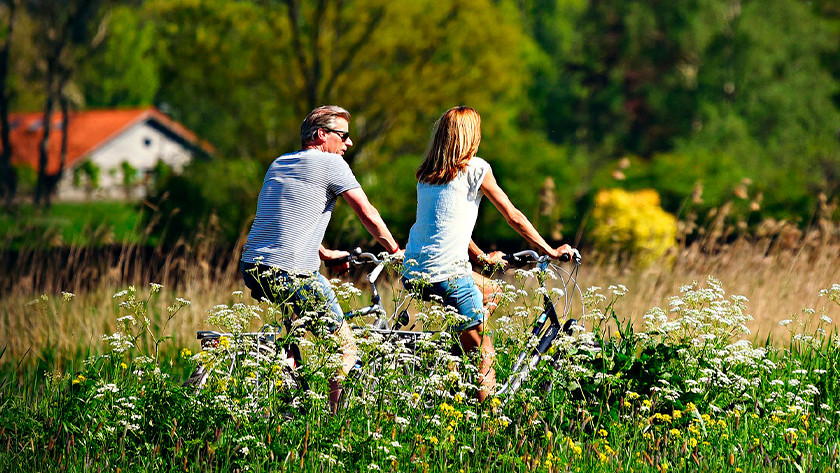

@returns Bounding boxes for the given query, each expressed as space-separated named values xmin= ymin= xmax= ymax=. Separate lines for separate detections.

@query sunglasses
xmin=323 ymin=128 xmax=350 ymax=142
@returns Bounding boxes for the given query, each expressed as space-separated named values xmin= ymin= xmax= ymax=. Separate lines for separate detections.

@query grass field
xmin=1 ymin=222 xmax=839 ymax=471
xmin=0 ymin=201 xmax=146 ymax=248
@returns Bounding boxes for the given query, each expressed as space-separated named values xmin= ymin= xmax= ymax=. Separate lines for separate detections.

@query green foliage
xmin=72 ymin=160 xmax=99 ymax=190
xmin=145 ymin=158 xmax=263 ymax=245
xmin=4 ymin=0 xmax=840 ymax=247
xmin=76 ymin=5 xmax=159 ymax=107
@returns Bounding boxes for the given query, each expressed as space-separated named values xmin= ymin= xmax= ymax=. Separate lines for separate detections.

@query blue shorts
xmin=241 ymin=262 xmax=345 ymax=326
xmin=402 ymin=275 xmax=484 ymax=331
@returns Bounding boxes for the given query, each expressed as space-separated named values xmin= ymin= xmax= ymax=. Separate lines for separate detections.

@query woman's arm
xmin=469 ymin=239 xmax=506 ymax=265
xmin=480 ymin=170 xmax=572 ymax=260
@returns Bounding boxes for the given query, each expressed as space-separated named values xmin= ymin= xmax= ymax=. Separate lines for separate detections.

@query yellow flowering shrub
xmin=590 ymin=188 xmax=677 ymax=267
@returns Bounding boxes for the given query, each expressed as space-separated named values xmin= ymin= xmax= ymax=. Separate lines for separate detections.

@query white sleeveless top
xmin=403 ymin=157 xmax=491 ymax=282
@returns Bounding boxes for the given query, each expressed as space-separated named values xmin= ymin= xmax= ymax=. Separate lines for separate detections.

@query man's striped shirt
xmin=241 ymin=149 xmax=360 ymax=273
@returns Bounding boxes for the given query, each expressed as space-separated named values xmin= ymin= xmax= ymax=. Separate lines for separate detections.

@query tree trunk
xmin=34 ymin=73 xmax=55 ymax=209
xmin=0 ymin=0 xmax=18 ymax=209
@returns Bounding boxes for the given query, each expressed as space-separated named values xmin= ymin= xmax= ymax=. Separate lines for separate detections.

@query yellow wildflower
xmin=180 ymin=348 xmax=192 ymax=358
xmin=72 ymin=374 xmax=86 ymax=385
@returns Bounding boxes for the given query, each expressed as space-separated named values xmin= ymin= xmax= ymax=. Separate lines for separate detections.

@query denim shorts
xmin=402 ymin=275 xmax=484 ymax=331
xmin=241 ymin=262 xmax=344 ymax=325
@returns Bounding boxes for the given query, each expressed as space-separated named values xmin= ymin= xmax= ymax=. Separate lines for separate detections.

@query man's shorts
xmin=241 ymin=262 xmax=344 ymax=326
xmin=402 ymin=275 xmax=484 ymax=331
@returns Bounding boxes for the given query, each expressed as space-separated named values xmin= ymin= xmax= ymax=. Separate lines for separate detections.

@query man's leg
xmin=329 ymin=321 xmax=358 ymax=412
xmin=307 ymin=272 xmax=358 ymax=412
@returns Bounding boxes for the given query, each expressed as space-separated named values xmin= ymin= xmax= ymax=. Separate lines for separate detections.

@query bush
xmin=144 ymin=158 xmax=263 ymax=246
xmin=589 ymin=188 xmax=677 ymax=267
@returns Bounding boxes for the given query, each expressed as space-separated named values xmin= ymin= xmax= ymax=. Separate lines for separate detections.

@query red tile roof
xmin=8 ymin=107 xmax=212 ymax=174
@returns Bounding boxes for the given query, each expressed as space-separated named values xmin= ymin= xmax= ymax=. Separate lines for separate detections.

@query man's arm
xmin=341 ymin=187 xmax=400 ymax=253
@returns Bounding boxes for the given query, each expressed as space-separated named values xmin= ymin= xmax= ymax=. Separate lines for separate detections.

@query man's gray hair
xmin=300 ymin=105 xmax=351 ymax=146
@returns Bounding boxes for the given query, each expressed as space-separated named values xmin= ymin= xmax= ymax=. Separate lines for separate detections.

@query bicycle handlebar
xmin=502 ymin=248 xmax=581 ymax=267
xmin=326 ymin=247 xmax=581 ymax=269
xmin=323 ymin=247 xmax=384 ymax=267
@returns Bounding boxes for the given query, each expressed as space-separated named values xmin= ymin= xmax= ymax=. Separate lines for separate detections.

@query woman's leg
xmin=459 ymin=323 xmax=497 ymax=402
xmin=471 ymin=271 xmax=502 ymax=314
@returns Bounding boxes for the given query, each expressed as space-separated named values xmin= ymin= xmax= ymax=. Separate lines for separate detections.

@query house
xmin=9 ymin=107 xmax=212 ymax=201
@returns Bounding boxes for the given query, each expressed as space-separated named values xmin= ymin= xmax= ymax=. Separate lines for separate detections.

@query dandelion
xmin=72 ymin=374 xmax=86 ymax=385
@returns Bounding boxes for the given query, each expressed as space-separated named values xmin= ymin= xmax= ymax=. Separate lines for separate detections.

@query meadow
xmin=1 ymin=220 xmax=839 ymax=472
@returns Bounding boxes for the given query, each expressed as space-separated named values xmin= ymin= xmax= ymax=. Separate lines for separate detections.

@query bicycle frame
xmin=494 ymin=250 xmax=583 ymax=400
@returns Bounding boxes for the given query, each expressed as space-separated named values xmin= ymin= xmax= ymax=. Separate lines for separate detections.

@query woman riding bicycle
xmin=402 ymin=106 xmax=574 ymax=402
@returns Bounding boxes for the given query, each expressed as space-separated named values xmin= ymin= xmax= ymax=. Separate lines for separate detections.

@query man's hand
xmin=320 ymin=247 xmax=351 ymax=274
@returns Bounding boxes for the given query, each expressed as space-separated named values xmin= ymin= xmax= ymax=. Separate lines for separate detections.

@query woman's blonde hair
xmin=416 ymin=106 xmax=481 ymax=185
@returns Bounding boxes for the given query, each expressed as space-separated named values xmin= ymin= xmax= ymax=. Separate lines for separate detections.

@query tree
xmin=148 ymin=0 xmax=532 ymax=165
xmin=523 ymin=0 xmax=723 ymax=159
xmin=27 ymin=0 xmax=105 ymax=208
xmin=0 ymin=0 xmax=18 ymax=209
xmin=686 ymin=0 xmax=840 ymax=217
xmin=75 ymin=5 xmax=158 ymax=107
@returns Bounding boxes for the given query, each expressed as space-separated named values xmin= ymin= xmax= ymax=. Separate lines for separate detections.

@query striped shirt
xmin=241 ymin=149 xmax=360 ymax=273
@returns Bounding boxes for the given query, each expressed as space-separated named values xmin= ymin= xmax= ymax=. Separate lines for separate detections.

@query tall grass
xmin=3 ymin=211 xmax=838 ymax=379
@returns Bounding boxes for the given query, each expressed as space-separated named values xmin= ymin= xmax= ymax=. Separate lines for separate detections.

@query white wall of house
xmin=57 ymin=120 xmax=195 ymax=201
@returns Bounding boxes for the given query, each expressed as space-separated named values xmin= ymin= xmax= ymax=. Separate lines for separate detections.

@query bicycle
xmin=493 ymin=249 xmax=584 ymax=400
xmin=183 ymin=247 xmax=584 ymax=409
xmin=181 ymin=250 xmax=413 ymax=407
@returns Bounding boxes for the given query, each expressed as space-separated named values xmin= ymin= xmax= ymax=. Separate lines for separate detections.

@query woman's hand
xmin=478 ymin=251 xmax=508 ymax=267
xmin=548 ymin=244 xmax=574 ymax=261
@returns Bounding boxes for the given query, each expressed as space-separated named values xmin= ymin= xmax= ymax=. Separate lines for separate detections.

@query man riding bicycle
xmin=240 ymin=105 xmax=401 ymax=412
